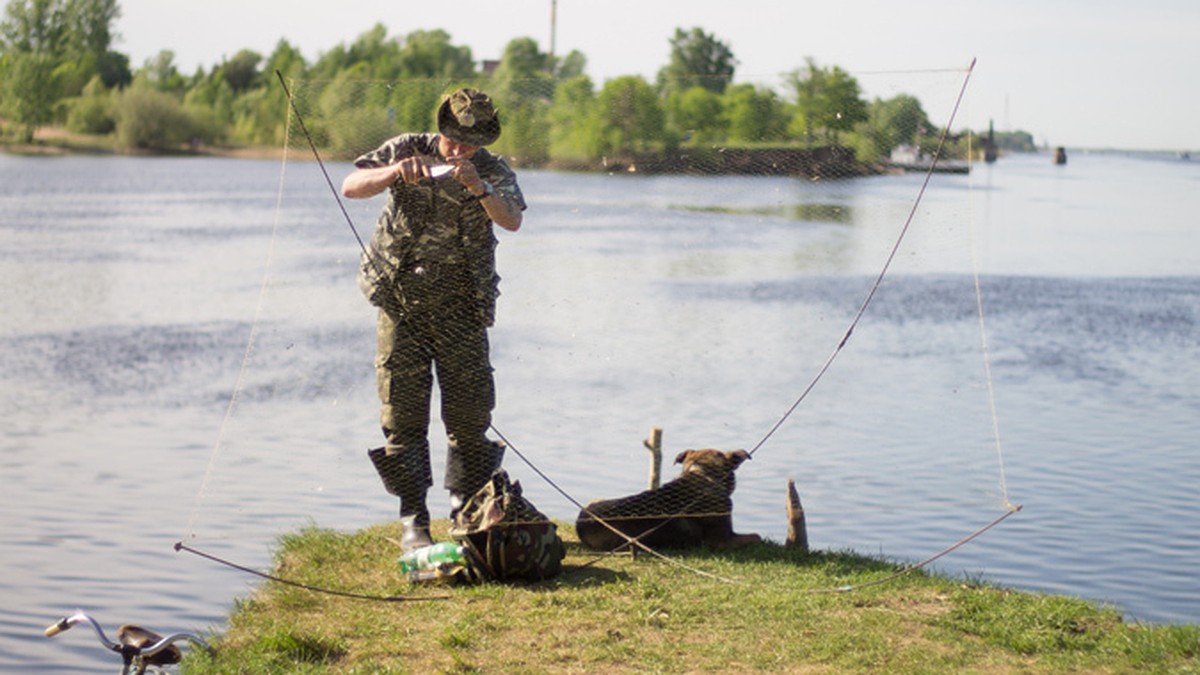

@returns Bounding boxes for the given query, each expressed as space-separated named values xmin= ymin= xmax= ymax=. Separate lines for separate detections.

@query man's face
xmin=439 ymin=135 xmax=480 ymax=161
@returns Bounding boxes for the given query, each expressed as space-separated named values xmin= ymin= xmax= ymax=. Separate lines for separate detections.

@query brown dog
xmin=575 ymin=449 xmax=761 ymax=551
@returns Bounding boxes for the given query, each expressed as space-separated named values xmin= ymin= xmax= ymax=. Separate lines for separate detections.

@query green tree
xmin=1 ymin=0 xmax=128 ymax=138
xmin=552 ymin=49 xmax=585 ymax=80
xmin=240 ymin=39 xmax=305 ymax=147
xmin=183 ymin=68 xmax=234 ymax=141
xmin=722 ymin=82 xmax=789 ymax=144
xmin=219 ymin=48 xmax=261 ymax=93
xmin=65 ymin=0 xmax=126 ymax=87
xmin=1 ymin=0 xmax=126 ymax=90
xmin=0 ymin=49 xmax=58 ymax=139
xmin=385 ymin=29 xmax=475 ymax=135
xmin=61 ymin=0 xmax=126 ymax=88
xmin=874 ymin=94 xmax=931 ymax=146
xmin=1 ymin=0 xmax=66 ymax=136
xmin=227 ymin=87 xmax=278 ymax=146
xmin=93 ymin=47 xmax=127 ymax=87
xmin=491 ymin=36 xmax=552 ymax=98
xmin=1 ymin=0 xmax=67 ymax=53
xmin=63 ymin=0 xmax=118 ymax=55
xmin=135 ymin=49 xmax=186 ymax=92
xmin=386 ymin=78 xmax=443 ymax=135
xmin=64 ymin=72 xmax=113 ymax=133
xmin=319 ymin=61 xmax=390 ymax=156
xmin=848 ymin=94 xmax=934 ymax=161
xmin=656 ymin=26 xmax=736 ymax=95
xmin=307 ymin=28 xmax=482 ymax=152
xmin=667 ymin=85 xmax=724 ymax=144
xmin=396 ymin=29 xmax=473 ymax=79
xmin=597 ymin=75 xmax=664 ymax=155
xmin=547 ymin=73 xmax=600 ymax=161
xmin=787 ymin=57 xmax=868 ymax=144
xmin=490 ymin=36 xmax=554 ymax=162
xmin=264 ymin=38 xmax=305 ymax=81
xmin=309 ymin=22 xmax=400 ymax=84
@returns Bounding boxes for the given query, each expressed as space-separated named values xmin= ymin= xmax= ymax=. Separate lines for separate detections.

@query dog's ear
xmin=674 ymin=450 xmax=694 ymax=465
xmin=727 ymin=449 xmax=751 ymax=467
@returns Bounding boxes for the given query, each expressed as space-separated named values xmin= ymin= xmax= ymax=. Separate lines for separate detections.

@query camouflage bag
xmin=449 ymin=469 xmax=565 ymax=582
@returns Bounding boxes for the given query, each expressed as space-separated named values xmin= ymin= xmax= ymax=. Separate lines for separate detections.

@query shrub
xmin=65 ymin=77 xmax=116 ymax=135
xmin=113 ymin=87 xmax=195 ymax=150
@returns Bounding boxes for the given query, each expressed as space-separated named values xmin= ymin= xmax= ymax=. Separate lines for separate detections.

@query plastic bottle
xmin=398 ymin=542 xmax=469 ymax=575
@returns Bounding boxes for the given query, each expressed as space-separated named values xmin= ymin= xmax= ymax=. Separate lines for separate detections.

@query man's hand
xmin=342 ymin=160 xmax=431 ymax=199
xmin=393 ymin=156 xmax=435 ymax=184
xmin=446 ymin=157 xmax=487 ymax=196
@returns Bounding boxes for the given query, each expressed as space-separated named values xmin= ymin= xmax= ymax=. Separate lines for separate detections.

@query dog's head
xmin=674 ymin=449 xmax=750 ymax=483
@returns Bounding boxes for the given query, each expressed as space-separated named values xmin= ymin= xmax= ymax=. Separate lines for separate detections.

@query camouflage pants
xmin=376 ymin=268 xmax=499 ymax=497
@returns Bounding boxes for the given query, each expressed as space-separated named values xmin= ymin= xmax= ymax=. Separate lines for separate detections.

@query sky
xmin=114 ymin=0 xmax=1198 ymax=151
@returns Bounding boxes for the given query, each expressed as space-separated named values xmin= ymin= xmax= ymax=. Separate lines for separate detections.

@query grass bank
xmin=181 ymin=521 xmax=1199 ymax=673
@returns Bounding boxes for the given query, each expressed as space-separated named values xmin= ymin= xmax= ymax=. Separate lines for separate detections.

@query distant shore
xmin=0 ymin=127 xmax=288 ymax=160
xmin=4 ymin=127 xmax=899 ymax=177
xmin=538 ymin=145 xmax=882 ymax=178
xmin=2 ymin=134 xmax=977 ymax=178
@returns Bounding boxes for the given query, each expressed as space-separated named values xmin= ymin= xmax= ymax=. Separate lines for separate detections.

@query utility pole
xmin=549 ymin=0 xmax=558 ymax=61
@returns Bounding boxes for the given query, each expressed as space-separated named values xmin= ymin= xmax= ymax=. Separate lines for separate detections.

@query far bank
xmin=3 ymin=126 xmax=944 ymax=178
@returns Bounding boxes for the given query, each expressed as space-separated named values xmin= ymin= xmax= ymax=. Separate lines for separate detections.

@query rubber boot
xmin=368 ymin=446 xmax=434 ymax=552
xmin=445 ymin=437 xmax=506 ymax=521
xmin=398 ymin=510 xmax=433 ymax=552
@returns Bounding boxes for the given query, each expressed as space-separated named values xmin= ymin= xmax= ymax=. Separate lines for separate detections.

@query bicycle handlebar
xmin=45 ymin=612 xmax=116 ymax=645
xmin=45 ymin=611 xmax=212 ymax=667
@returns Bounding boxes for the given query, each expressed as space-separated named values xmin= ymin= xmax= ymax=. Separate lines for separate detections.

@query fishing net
xmin=185 ymin=65 xmax=1016 ymax=579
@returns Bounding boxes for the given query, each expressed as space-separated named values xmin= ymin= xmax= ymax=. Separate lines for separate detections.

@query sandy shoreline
xmin=1 ymin=125 xmax=289 ymax=160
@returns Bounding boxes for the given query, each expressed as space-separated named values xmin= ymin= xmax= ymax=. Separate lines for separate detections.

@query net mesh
xmin=190 ymin=66 xmax=1009 ymax=563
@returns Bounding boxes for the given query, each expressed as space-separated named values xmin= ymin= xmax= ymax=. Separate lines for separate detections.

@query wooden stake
xmin=643 ymin=427 xmax=663 ymax=489
xmin=786 ymin=479 xmax=809 ymax=552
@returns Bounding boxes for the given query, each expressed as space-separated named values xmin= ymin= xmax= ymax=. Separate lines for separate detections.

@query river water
xmin=1 ymin=150 xmax=1197 ymax=671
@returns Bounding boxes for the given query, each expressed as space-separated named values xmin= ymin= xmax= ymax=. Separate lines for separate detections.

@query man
xmin=341 ymin=88 xmax=526 ymax=551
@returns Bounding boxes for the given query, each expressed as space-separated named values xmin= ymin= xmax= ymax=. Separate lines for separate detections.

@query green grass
xmin=181 ymin=521 xmax=1200 ymax=674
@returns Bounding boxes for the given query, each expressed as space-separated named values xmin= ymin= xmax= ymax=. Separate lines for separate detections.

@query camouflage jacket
xmin=353 ymin=133 xmax=525 ymax=326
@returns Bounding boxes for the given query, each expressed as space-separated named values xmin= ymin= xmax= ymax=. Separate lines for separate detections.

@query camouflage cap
xmin=437 ymin=88 xmax=502 ymax=146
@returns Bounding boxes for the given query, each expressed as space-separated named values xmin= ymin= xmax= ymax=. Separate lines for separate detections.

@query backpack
xmin=449 ymin=469 xmax=565 ymax=582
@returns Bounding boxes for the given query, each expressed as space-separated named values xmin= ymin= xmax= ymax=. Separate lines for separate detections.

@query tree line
xmin=2 ymin=1 xmax=1029 ymax=164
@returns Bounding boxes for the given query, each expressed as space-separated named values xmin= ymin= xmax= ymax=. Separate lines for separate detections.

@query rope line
xmin=812 ymin=503 xmax=1022 ymax=594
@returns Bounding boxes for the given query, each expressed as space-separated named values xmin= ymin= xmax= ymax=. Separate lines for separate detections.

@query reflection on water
xmin=675 ymin=201 xmax=854 ymax=224
xmin=1 ymin=152 xmax=1198 ymax=672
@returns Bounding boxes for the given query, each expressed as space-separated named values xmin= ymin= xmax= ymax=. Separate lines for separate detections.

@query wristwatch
xmin=475 ymin=182 xmax=494 ymax=200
